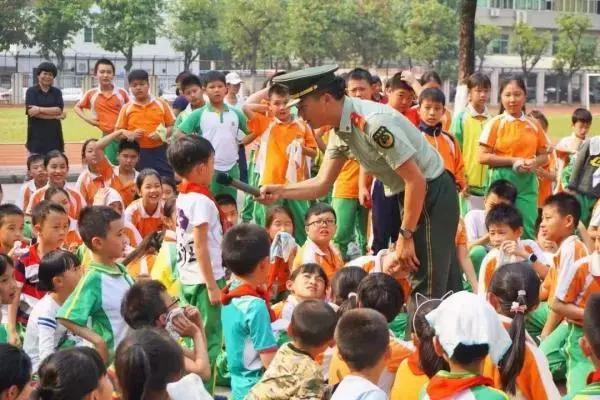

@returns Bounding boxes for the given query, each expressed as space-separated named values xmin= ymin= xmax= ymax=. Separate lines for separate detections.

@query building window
xmin=546 ymin=0 xmax=553 ymax=10
xmin=491 ymin=34 xmax=509 ymax=54
xmin=84 ymin=27 xmax=94 ymax=43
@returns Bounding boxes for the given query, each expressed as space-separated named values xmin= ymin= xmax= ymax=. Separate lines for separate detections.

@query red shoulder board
xmin=350 ymin=112 xmax=367 ymax=132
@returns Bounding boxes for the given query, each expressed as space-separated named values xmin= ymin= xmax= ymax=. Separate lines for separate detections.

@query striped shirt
xmin=555 ymin=255 xmax=600 ymax=325
xmin=14 ymin=244 xmax=45 ymax=325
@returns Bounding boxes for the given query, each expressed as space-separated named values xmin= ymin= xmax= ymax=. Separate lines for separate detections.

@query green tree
xmin=403 ymin=0 xmax=458 ymax=77
xmin=475 ymin=24 xmax=501 ymax=71
xmin=285 ymin=1 xmax=346 ymax=66
xmin=0 ymin=0 xmax=31 ymax=52
xmin=94 ymin=0 xmax=164 ymax=73
xmin=30 ymin=0 xmax=91 ymax=72
xmin=164 ymin=0 xmax=218 ymax=71
xmin=509 ymin=22 xmax=551 ymax=81
xmin=219 ymin=0 xmax=283 ymax=72
xmin=338 ymin=0 xmax=399 ymax=67
xmin=553 ymin=14 xmax=597 ymax=103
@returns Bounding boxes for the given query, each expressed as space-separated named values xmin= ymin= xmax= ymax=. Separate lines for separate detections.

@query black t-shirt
xmin=25 ymin=85 xmax=64 ymax=154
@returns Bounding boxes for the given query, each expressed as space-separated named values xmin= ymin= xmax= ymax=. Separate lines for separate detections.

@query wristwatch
xmin=528 ymin=253 xmax=538 ymax=264
xmin=399 ymin=228 xmax=415 ymax=240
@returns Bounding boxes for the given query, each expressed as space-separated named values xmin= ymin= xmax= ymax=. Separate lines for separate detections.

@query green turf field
xmin=0 ymin=105 xmax=597 ymax=143
xmin=0 ymin=105 xmax=101 ymax=144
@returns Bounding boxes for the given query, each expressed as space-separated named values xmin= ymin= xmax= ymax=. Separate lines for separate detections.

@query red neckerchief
xmin=588 ymin=371 xmax=600 ymax=385
xmin=178 ymin=181 xmax=231 ymax=232
xmin=407 ymin=351 xmax=425 ymax=376
xmin=427 ymin=373 xmax=494 ymax=400
xmin=221 ymin=283 xmax=276 ymax=321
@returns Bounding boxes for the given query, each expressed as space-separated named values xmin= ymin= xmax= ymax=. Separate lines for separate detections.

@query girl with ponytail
xmin=115 ymin=328 xmax=185 ymax=400
xmin=390 ymin=294 xmax=449 ymax=400
xmin=33 ymin=347 xmax=112 ymax=400
xmin=486 ymin=262 xmax=559 ymax=399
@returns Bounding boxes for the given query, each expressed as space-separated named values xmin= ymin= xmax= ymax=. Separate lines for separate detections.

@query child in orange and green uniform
xmin=563 ymin=293 xmax=600 ymax=399
xmin=243 ymin=83 xmax=317 ymax=245
xmin=265 ymin=205 xmax=296 ymax=301
xmin=391 ymin=295 xmax=447 ymax=400
xmin=293 ymin=203 xmax=343 ymax=280
xmin=485 ymin=263 xmax=559 ymax=399
xmin=419 ymin=291 xmax=510 ymax=400
xmin=527 ymin=110 xmax=557 ymax=212
xmin=539 ymin=193 xmax=589 ymax=382
xmin=479 ymin=75 xmax=550 ymax=240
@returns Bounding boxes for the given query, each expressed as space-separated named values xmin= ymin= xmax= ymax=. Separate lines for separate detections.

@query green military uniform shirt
xmin=326 ymin=96 xmax=444 ymax=195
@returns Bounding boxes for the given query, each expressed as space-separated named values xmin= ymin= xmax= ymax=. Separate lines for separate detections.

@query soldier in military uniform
xmin=259 ymin=65 xmax=462 ymax=311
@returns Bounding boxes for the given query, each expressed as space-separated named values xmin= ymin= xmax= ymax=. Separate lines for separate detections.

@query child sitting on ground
xmin=23 ymin=250 xmax=83 ymax=371
xmin=293 ymin=203 xmax=343 ymax=280
xmin=272 ymin=263 xmax=327 ymax=322
xmin=330 ymin=309 xmax=390 ymax=400
xmin=420 ymin=291 xmax=511 ymax=399
xmin=247 ymin=300 xmax=337 ymax=400
xmin=390 ymin=294 xmax=448 ymax=400
xmin=485 ymin=262 xmax=559 ymax=399
xmin=150 ymin=198 xmax=179 ymax=296
xmin=265 ymin=205 xmax=297 ymax=301
xmin=220 ymin=224 xmax=278 ymax=399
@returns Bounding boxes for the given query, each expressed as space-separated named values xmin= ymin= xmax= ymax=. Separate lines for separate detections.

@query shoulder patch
xmin=372 ymin=126 xmax=395 ymax=149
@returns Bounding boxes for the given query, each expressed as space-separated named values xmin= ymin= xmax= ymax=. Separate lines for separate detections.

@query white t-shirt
xmin=331 ymin=375 xmax=388 ymax=400
xmin=464 ymin=209 xmax=487 ymax=244
xmin=23 ymin=294 xmax=69 ymax=370
xmin=176 ymin=192 xmax=224 ymax=285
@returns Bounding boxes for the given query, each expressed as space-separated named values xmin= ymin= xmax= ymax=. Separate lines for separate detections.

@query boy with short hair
xmin=464 ymin=179 xmax=517 ymax=275
xmin=7 ymin=201 xmax=68 ymax=346
xmin=177 ymin=70 xmax=250 ymax=198
xmin=166 ymin=135 xmax=227 ymax=391
xmin=564 ymin=293 xmax=600 ymax=399
xmin=23 ymin=250 xmax=82 ymax=370
xmin=331 ymin=309 xmax=390 ymax=400
xmin=538 ymin=193 xmax=589 ymax=380
xmin=557 ymin=108 xmax=593 ymax=190
xmin=220 ymin=223 xmax=278 ymax=400
xmin=175 ymin=73 xmax=205 ymax=128
xmin=247 ymin=300 xmax=337 ymax=400
xmin=57 ymin=206 xmax=133 ymax=363
xmin=216 ymin=194 xmax=239 ymax=227
xmin=451 ymin=72 xmax=492 ymax=214
xmin=0 ymin=204 xmax=25 ymax=255
xmin=386 ymin=72 xmax=419 ymax=126
xmin=115 ymin=69 xmax=175 ymax=177
xmin=17 ymin=154 xmax=47 ymax=212
xmin=293 ymin=203 xmax=343 ymax=279
xmin=75 ymin=58 xmax=129 ymax=164
xmin=243 ymin=83 xmax=317 ymax=244
xmin=418 ymin=88 xmax=466 ymax=192
xmin=477 ymin=204 xmax=549 ymax=295
xmin=120 ymin=280 xmax=211 ymax=381
xmin=551 ymin=233 xmax=600 ymax=394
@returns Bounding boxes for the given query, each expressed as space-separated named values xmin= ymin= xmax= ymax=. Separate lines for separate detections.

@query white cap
xmin=226 ymin=72 xmax=242 ymax=85
xmin=426 ymin=291 xmax=512 ymax=365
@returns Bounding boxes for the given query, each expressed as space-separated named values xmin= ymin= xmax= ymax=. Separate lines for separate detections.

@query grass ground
xmin=0 ymin=104 xmax=599 ymax=143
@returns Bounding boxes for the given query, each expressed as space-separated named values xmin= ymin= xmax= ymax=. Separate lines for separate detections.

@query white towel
xmin=285 ymin=139 xmax=304 ymax=183
xmin=269 ymin=231 xmax=297 ymax=263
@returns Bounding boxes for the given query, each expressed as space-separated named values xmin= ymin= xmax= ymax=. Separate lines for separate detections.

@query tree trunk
xmin=478 ymin=55 xmax=484 ymax=72
xmin=184 ymin=49 xmax=192 ymax=71
xmin=457 ymin=0 xmax=476 ymax=82
xmin=567 ymin=75 xmax=573 ymax=104
xmin=124 ymin=46 xmax=133 ymax=73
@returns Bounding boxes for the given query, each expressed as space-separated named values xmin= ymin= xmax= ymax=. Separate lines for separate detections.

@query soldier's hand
xmin=395 ymin=237 xmax=420 ymax=272
xmin=358 ymin=185 xmax=372 ymax=208
xmin=259 ymin=185 xmax=283 ymax=205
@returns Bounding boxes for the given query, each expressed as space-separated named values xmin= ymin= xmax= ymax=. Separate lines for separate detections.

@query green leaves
xmin=553 ymin=14 xmax=597 ymax=77
xmin=0 ymin=0 xmax=31 ymax=52
xmin=93 ymin=0 xmax=164 ymax=72
xmin=475 ymin=24 xmax=500 ymax=70
xmin=509 ymin=22 xmax=551 ymax=78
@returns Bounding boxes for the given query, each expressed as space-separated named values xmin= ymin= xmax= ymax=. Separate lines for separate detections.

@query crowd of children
xmin=3 ymin=58 xmax=600 ymax=400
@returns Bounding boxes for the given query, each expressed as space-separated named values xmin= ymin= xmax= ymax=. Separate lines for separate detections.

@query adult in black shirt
xmin=25 ymin=62 xmax=65 ymax=155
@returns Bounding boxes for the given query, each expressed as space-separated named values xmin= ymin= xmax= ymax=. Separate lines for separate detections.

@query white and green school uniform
xmin=177 ymin=103 xmax=249 ymax=198
xmin=57 ymin=262 xmax=133 ymax=361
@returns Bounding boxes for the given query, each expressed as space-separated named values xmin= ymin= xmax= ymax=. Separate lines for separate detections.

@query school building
xmin=475 ymin=0 xmax=600 ymax=106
